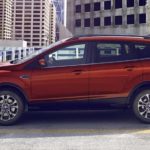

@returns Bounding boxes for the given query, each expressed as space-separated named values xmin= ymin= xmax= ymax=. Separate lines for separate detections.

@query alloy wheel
xmin=138 ymin=94 xmax=150 ymax=119
xmin=0 ymin=94 xmax=19 ymax=122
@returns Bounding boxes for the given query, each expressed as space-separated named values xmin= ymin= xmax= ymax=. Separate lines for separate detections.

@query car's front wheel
xmin=133 ymin=90 xmax=150 ymax=123
xmin=0 ymin=90 xmax=24 ymax=125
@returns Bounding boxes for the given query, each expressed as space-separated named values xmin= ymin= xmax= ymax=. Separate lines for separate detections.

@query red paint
xmin=0 ymin=36 xmax=149 ymax=104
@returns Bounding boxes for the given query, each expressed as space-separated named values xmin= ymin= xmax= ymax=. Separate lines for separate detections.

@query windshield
xmin=11 ymin=38 xmax=68 ymax=64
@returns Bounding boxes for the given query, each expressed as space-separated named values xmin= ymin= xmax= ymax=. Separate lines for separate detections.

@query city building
xmin=67 ymin=0 xmax=149 ymax=36
xmin=50 ymin=2 xmax=56 ymax=44
xmin=0 ymin=0 xmax=12 ymax=39
xmin=52 ymin=0 xmax=67 ymax=26
xmin=52 ymin=0 xmax=72 ymax=41
xmin=0 ymin=39 xmax=27 ymax=48
xmin=12 ymin=0 xmax=53 ymax=48
xmin=0 ymin=39 xmax=34 ymax=62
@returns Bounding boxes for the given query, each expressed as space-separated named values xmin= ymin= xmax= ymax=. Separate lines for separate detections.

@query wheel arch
xmin=128 ymin=81 xmax=150 ymax=106
xmin=0 ymin=82 xmax=29 ymax=111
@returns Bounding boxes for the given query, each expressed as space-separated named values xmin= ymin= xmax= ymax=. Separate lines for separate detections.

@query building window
xmin=104 ymin=17 xmax=111 ymax=26
xmin=115 ymin=0 xmax=122 ymax=9
xmin=94 ymin=2 xmax=101 ymax=11
xmin=94 ymin=18 xmax=100 ymax=26
xmin=104 ymin=1 xmax=111 ymax=10
xmin=127 ymin=0 xmax=134 ymax=7
xmin=139 ymin=0 xmax=146 ymax=6
xmin=115 ymin=16 xmax=122 ymax=25
xmin=84 ymin=3 xmax=91 ymax=12
xmin=76 ymin=5 xmax=81 ymax=13
xmin=84 ymin=18 xmax=90 ymax=27
xmin=139 ymin=13 xmax=146 ymax=23
xmin=75 ymin=19 xmax=81 ymax=27
xmin=127 ymin=15 xmax=135 ymax=24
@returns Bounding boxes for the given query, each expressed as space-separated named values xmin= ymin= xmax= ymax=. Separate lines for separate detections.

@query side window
xmin=95 ymin=42 xmax=137 ymax=63
xmin=135 ymin=43 xmax=150 ymax=59
xmin=45 ymin=43 xmax=86 ymax=67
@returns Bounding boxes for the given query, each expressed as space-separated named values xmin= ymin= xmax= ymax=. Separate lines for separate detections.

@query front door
xmin=31 ymin=43 xmax=90 ymax=102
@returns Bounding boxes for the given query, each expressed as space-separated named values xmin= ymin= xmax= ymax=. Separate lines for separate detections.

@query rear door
xmin=89 ymin=41 xmax=142 ymax=102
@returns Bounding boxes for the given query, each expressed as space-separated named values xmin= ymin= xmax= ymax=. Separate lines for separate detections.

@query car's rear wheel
xmin=0 ymin=90 xmax=24 ymax=125
xmin=133 ymin=90 xmax=150 ymax=123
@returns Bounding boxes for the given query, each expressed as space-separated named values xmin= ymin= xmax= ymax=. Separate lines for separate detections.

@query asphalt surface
xmin=0 ymin=109 xmax=150 ymax=150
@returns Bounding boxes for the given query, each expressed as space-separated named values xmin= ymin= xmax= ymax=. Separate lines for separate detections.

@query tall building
xmin=67 ymin=0 xmax=148 ymax=36
xmin=52 ymin=0 xmax=71 ymax=41
xmin=52 ymin=0 xmax=66 ymax=26
xmin=0 ymin=0 xmax=12 ymax=39
xmin=50 ymin=2 xmax=56 ymax=44
xmin=12 ymin=0 xmax=52 ymax=48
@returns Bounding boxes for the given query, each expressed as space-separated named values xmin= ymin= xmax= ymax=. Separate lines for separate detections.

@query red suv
xmin=0 ymin=35 xmax=150 ymax=125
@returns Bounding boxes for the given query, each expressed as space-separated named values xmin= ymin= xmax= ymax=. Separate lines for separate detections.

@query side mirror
xmin=38 ymin=58 xmax=46 ymax=67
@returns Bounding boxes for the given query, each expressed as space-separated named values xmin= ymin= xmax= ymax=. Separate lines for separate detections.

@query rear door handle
xmin=124 ymin=66 xmax=135 ymax=71
xmin=72 ymin=70 xmax=82 ymax=75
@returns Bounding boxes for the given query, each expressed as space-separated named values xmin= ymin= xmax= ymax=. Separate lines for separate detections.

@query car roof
xmin=67 ymin=34 xmax=150 ymax=43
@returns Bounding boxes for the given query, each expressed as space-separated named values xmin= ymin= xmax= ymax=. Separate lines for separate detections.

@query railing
xmin=0 ymin=48 xmax=35 ymax=62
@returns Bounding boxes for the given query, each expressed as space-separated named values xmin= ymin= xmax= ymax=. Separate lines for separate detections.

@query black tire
xmin=133 ymin=90 xmax=150 ymax=123
xmin=0 ymin=90 xmax=24 ymax=125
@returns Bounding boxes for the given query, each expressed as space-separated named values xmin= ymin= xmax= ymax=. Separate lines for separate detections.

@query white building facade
xmin=0 ymin=0 xmax=12 ymax=39
xmin=12 ymin=0 xmax=54 ymax=48
xmin=50 ymin=2 xmax=56 ymax=44
xmin=67 ymin=0 xmax=149 ymax=36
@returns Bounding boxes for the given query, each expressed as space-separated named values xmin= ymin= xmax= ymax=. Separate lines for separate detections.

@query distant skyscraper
xmin=52 ymin=0 xmax=67 ymax=41
xmin=50 ymin=2 xmax=56 ymax=44
xmin=0 ymin=0 xmax=12 ymax=39
xmin=52 ymin=0 xmax=66 ymax=26
xmin=12 ymin=0 xmax=54 ymax=48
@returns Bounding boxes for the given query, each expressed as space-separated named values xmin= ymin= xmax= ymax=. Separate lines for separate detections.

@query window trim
xmin=42 ymin=42 xmax=91 ymax=69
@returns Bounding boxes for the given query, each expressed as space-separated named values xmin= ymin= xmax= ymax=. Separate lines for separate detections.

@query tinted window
xmin=139 ymin=0 xmax=146 ymax=6
xmin=127 ymin=0 xmax=134 ymax=7
xmin=104 ymin=1 xmax=111 ymax=10
xmin=94 ymin=18 xmax=100 ymax=26
xmin=45 ymin=44 xmax=86 ymax=67
xmin=139 ymin=14 xmax=146 ymax=24
xmin=115 ymin=0 xmax=122 ymax=9
xmin=75 ymin=19 xmax=81 ymax=27
xmin=115 ymin=16 xmax=122 ymax=25
xmin=84 ymin=18 xmax=90 ymax=27
xmin=76 ymin=5 xmax=81 ymax=13
xmin=135 ymin=43 xmax=150 ymax=59
xmin=94 ymin=42 xmax=137 ymax=63
xmin=127 ymin=15 xmax=135 ymax=24
xmin=85 ymin=4 xmax=91 ymax=12
xmin=94 ymin=2 xmax=101 ymax=11
xmin=104 ymin=17 xmax=111 ymax=26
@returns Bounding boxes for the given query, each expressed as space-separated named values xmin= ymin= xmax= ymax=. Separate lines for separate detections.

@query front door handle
xmin=20 ymin=74 xmax=30 ymax=79
xmin=72 ymin=70 xmax=82 ymax=75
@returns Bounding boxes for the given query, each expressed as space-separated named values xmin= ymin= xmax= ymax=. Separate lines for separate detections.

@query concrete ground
xmin=0 ymin=109 xmax=150 ymax=150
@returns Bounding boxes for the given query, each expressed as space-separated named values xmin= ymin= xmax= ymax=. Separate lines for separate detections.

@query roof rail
xmin=144 ymin=35 xmax=150 ymax=39
xmin=68 ymin=34 xmax=144 ymax=41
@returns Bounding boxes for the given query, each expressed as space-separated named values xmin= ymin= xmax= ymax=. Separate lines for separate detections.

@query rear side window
xmin=135 ymin=43 xmax=150 ymax=59
xmin=94 ymin=42 xmax=137 ymax=63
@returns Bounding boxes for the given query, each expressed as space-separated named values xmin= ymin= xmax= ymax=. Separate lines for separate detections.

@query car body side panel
xmin=0 ymin=70 xmax=31 ymax=100
xmin=30 ymin=65 xmax=89 ymax=102
xmin=141 ymin=59 xmax=150 ymax=82
xmin=89 ymin=60 xmax=143 ymax=100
